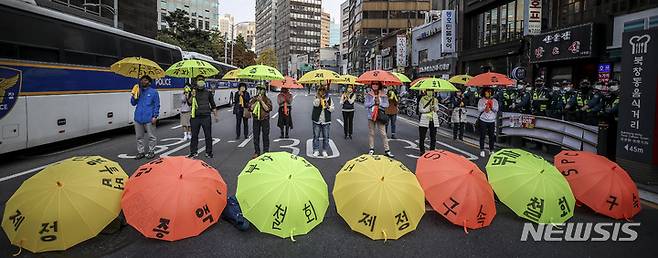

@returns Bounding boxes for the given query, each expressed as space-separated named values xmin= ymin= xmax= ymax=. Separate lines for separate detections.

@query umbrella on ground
xmin=238 ymin=64 xmax=285 ymax=81
xmin=465 ymin=72 xmax=514 ymax=87
xmin=409 ymin=78 xmax=459 ymax=92
xmin=222 ymin=68 xmax=242 ymax=80
xmin=356 ymin=70 xmax=403 ymax=86
xmin=391 ymin=72 xmax=411 ymax=83
xmin=333 ymin=155 xmax=425 ymax=240
xmin=111 ymin=57 xmax=165 ymax=79
xmin=2 ymin=156 xmax=127 ymax=253
xmin=554 ymin=151 xmax=641 ymax=219
xmin=121 ymin=156 xmax=227 ymax=241
xmin=449 ymin=75 xmax=474 ymax=85
xmin=416 ymin=150 xmax=496 ymax=232
xmin=270 ymin=76 xmax=304 ymax=89
xmin=166 ymin=59 xmax=219 ymax=78
xmin=410 ymin=77 xmax=430 ymax=88
xmin=337 ymin=75 xmax=364 ymax=85
xmin=486 ymin=149 xmax=575 ymax=224
xmin=236 ymin=152 xmax=328 ymax=240
xmin=298 ymin=69 xmax=342 ymax=84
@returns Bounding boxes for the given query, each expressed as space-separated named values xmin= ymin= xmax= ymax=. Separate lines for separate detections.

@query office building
xmin=218 ymin=14 xmax=234 ymax=37
xmin=321 ymin=10 xmax=330 ymax=48
xmin=235 ymin=21 xmax=256 ymax=51
xmin=329 ymin=19 xmax=340 ymax=46
xmin=157 ymin=0 xmax=219 ymax=31
xmin=275 ymin=0 xmax=322 ymax=75
xmin=255 ymin=0 xmax=277 ymax=55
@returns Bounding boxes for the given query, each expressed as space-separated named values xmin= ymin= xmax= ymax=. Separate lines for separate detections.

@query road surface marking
xmin=160 ymin=138 xmax=221 ymax=157
xmin=273 ymin=138 xmax=301 ymax=155
xmin=171 ymin=125 xmax=182 ymax=130
xmin=305 ymin=138 xmax=340 ymax=159
xmin=238 ymin=134 xmax=254 ymax=147
xmin=414 ymin=139 xmax=479 ymax=161
xmin=272 ymin=112 xmax=279 ymax=119
xmin=336 ymin=119 xmax=344 ymax=127
xmin=0 ymin=164 xmax=50 ymax=182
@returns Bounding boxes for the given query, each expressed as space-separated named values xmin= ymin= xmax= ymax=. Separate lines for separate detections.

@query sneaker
xmin=322 ymin=151 xmax=328 ymax=157
xmin=368 ymin=149 xmax=375 ymax=155
xmin=205 ymin=153 xmax=214 ymax=158
xmin=145 ymin=152 xmax=155 ymax=159
xmin=313 ymin=150 xmax=320 ymax=157
xmin=134 ymin=153 xmax=145 ymax=160
xmin=385 ymin=150 xmax=394 ymax=158
xmin=187 ymin=153 xmax=198 ymax=158
xmin=252 ymin=153 xmax=260 ymax=159
xmin=480 ymin=151 xmax=486 ymax=157
xmin=391 ymin=134 xmax=397 ymax=139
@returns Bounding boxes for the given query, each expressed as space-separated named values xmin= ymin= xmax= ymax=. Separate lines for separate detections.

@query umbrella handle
xmin=290 ymin=228 xmax=296 ymax=242
xmin=12 ymin=240 xmax=22 ymax=256
xmin=382 ymin=230 xmax=387 ymax=242
xmin=463 ymin=221 xmax=469 ymax=234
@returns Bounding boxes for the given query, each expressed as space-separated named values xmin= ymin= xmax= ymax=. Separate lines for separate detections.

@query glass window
xmin=516 ymin=0 xmax=524 ymax=39
xmin=418 ymin=49 xmax=428 ymax=63
xmin=650 ymin=16 xmax=658 ymax=28
xmin=477 ymin=13 xmax=484 ymax=48
xmin=500 ymin=4 xmax=508 ymax=43
xmin=507 ymin=1 xmax=515 ymax=39
xmin=491 ymin=7 xmax=498 ymax=45
xmin=484 ymin=10 xmax=491 ymax=46
xmin=624 ymin=19 xmax=645 ymax=32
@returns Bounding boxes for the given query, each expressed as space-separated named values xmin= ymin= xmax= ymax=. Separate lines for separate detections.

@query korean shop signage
xmin=530 ymin=23 xmax=594 ymax=63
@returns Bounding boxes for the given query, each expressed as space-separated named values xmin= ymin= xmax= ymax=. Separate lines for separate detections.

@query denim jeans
xmin=312 ymin=123 xmax=330 ymax=152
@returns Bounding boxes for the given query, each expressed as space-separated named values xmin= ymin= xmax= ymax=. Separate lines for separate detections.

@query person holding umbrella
xmin=340 ymin=85 xmax=356 ymax=139
xmin=418 ymin=89 xmax=439 ymax=154
xmin=277 ymin=87 xmax=293 ymax=138
xmin=312 ymin=85 xmax=334 ymax=157
xmin=364 ymin=82 xmax=393 ymax=157
xmin=180 ymin=82 xmax=192 ymax=140
xmin=385 ymin=87 xmax=399 ymax=139
xmin=478 ymin=87 xmax=499 ymax=157
xmin=250 ymin=84 xmax=273 ymax=158
xmin=233 ymin=83 xmax=251 ymax=139
xmin=451 ymin=90 xmax=467 ymax=141
xmin=187 ymin=75 xmax=219 ymax=158
xmin=131 ymin=75 xmax=160 ymax=160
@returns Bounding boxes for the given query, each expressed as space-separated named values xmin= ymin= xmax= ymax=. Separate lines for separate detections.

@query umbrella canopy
xmin=2 ymin=156 xmax=127 ymax=253
xmin=270 ymin=76 xmax=304 ymax=89
xmin=165 ymin=59 xmax=219 ymax=78
xmin=121 ymin=156 xmax=227 ymax=241
xmin=356 ymin=70 xmax=403 ymax=86
xmin=465 ymin=72 xmax=514 ymax=87
xmin=409 ymin=78 xmax=459 ymax=92
xmin=236 ymin=152 xmax=328 ymax=240
xmin=222 ymin=68 xmax=242 ymax=80
xmin=333 ymin=155 xmax=424 ymax=240
xmin=410 ymin=77 xmax=430 ymax=88
xmin=111 ymin=57 xmax=165 ymax=79
xmin=449 ymin=75 xmax=474 ymax=85
xmin=337 ymin=75 xmax=364 ymax=85
xmin=486 ymin=149 xmax=575 ymax=224
xmin=297 ymin=69 xmax=342 ymax=84
xmin=416 ymin=150 xmax=496 ymax=231
xmin=391 ymin=72 xmax=411 ymax=83
xmin=554 ymin=151 xmax=641 ymax=219
xmin=238 ymin=64 xmax=285 ymax=81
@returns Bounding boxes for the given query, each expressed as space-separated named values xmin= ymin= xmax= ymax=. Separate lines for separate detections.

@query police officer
xmin=547 ymin=81 xmax=565 ymax=119
xmin=499 ymin=86 xmax=517 ymax=112
xmin=464 ymin=87 xmax=480 ymax=107
xmin=531 ymin=77 xmax=549 ymax=116
xmin=564 ymin=80 xmax=584 ymax=122
xmin=602 ymin=80 xmax=620 ymax=120
xmin=582 ymin=82 xmax=605 ymax=126
xmin=516 ymin=83 xmax=533 ymax=114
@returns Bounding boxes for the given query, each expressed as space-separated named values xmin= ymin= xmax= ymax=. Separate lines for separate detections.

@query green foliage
xmin=255 ymin=48 xmax=277 ymax=67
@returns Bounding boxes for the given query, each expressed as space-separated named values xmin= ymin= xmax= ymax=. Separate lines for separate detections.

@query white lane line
xmin=336 ymin=119 xmax=344 ymax=127
xmin=171 ymin=125 xmax=182 ymax=130
xmin=398 ymin=114 xmax=478 ymax=160
xmin=0 ymin=164 xmax=50 ymax=182
xmin=238 ymin=134 xmax=253 ymax=147
xmin=272 ymin=112 xmax=279 ymax=119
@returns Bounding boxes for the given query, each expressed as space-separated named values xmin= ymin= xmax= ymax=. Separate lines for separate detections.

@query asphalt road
xmin=0 ymin=91 xmax=656 ymax=257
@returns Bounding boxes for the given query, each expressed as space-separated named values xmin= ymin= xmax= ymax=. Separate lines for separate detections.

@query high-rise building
xmin=321 ymin=11 xmax=330 ymax=48
xmin=255 ymin=0 xmax=277 ymax=55
xmin=340 ymin=0 xmax=350 ymax=74
xmin=329 ymin=19 xmax=340 ymax=47
xmin=157 ymin=0 xmax=219 ymax=32
xmin=275 ymin=0 xmax=322 ymax=75
xmin=235 ymin=21 xmax=256 ymax=51
xmin=218 ymin=14 xmax=234 ymax=37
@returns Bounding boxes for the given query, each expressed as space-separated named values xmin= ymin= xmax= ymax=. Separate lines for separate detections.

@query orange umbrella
xmin=465 ymin=72 xmax=514 ymax=87
xmin=270 ymin=76 xmax=304 ymax=89
xmin=356 ymin=70 xmax=402 ymax=86
xmin=415 ymin=150 xmax=496 ymax=232
xmin=554 ymin=151 xmax=641 ymax=219
xmin=410 ymin=77 xmax=430 ymax=87
xmin=121 ymin=156 xmax=228 ymax=241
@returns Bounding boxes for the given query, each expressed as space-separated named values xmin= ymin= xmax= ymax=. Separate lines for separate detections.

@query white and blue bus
xmin=0 ymin=0 xmax=188 ymax=154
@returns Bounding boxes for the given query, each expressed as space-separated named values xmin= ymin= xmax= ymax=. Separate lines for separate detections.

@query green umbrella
xmin=238 ymin=64 xmax=285 ymax=81
xmin=165 ymin=59 xmax=219 ymax=78
xmin=486 ymin=149 xmax=575 ymax=224
xmin=236 ymin=152 xmax=328 ymax=240
xmin=391 ymin=72 xmax=411 ymax=83
xmin=410 ymin=78 xmax=458 ymax=92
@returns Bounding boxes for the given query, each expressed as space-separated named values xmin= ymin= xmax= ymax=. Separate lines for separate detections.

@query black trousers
xmin=235 ymin=113 xmax=249 ymax=138
xmin=479 ymin=120 xmax=495 ymax=151
xmin=419 ymin=121 xmax=436 ymax=154
xmin=190 ymin=115 xmax=212 ymax=154
xmin=452 ymin=122 xmax=464 ymax=140
xmin=342 ymin=111 xmax=354 ymax=136
xmin=253 ymin=119 xmax=270 ymax=155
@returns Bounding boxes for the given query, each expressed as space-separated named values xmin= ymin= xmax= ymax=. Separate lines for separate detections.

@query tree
xmin=231 ymin=35 xmax=256 ymax=68
xmin=157 ymin=10 xmax=228 ymax=63
xmin=255 ymin=48 xmax=277 ymax=67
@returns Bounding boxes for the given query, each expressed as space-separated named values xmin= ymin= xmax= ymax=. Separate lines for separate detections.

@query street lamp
xmin=82 ymin=0 xmax=118 ymax=29
xmin=225 ymin=21 xmax=252 ymax=65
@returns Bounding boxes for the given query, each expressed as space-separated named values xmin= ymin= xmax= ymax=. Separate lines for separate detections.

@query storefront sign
xmin=416 ymin=27 xmax=440 ymax=40
xmin=530 ymin=23 xmax=594 ymax=63
xmin=524 ymin=0 xmax=542 ymax=36
xmin=617 ymin=28 xmax=658 ymax=165
xmin=381 ymin=47 xmax=391 ymax=57
xmin=510 ymin=115 xmax=536 ymax=128
xmin=441 ymin=10 xmax=455 ymax=53
xmin=415 ymin=58 xmax=455 ymax=75
xmin=511 ymin=67 xmax=527 ymax=80
xmin=598 ymin=63 xmax=611 ymax=84
xmin=396 ymin=35 xmax=408 ymax=68
xmin=375 ymin=55 xmax=383 ymax=70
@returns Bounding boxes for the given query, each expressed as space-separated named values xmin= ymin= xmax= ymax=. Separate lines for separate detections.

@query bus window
xmin=0 ymin=42 xmax=18 ymax=59
xmin=120 ymin=39 xmax=154 ymax=59
xmin=155 ymin=47 xmax=173 ymax=66
xmin=96 ymin=55 xmax=119 ymax=67
xmin=63 ymin=50 xmax=96 ymax=66
xmin=19 ymin=45 xmax=59 ymax=63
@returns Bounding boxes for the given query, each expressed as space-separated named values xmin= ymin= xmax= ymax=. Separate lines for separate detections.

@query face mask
xmin=485 ymin=92 xmax=492 ymax=98
xmin=426 ymin=91 xmax=434 ymax=96
xmin=196 ymin=81 xmax=205 ymax=89
xmin=239 ymin=87 xmax=245 ymax=92
xmin=552 ymin=87 xmax=560 ymax=92
xmin=259 ymin=89 xmax=266 ymax=95
xmin=526 ymin=87 xmax=533 ymax=92
xmin=140 ymin=80 xmax=150 ymax=87
xmin=469 ymin=88 xmax=476 ymax=92
xmin=517 ymin=85 xmax=524 ymax=90
xmin=609 ymin=86 xmax=619 ymax=92
xmin=347 ymin=87 xmax=353 ymax=93
xmin=564 ymin=87 xmax=573 ymax=92
xmin=372 ymin=85 xmax=379 ymax=91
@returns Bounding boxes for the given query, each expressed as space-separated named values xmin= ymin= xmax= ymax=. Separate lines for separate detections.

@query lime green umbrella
xmin=410 ymin=78 xmax=458 ymax=92
xmin=238 ymin=64 xmax=285 ymax=81
xmin=486 ymin=149 xmax=575 ymax=224
xmin=165 ymin=59 xmax=219 ymax=78
xmin=391 ymin=72 xmax=411 ymax=83
xmin=236 ymin=152 xmax=328 ymax=240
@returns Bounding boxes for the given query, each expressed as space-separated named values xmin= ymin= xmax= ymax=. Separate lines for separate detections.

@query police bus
xmin=0 ymin=0 xmax=186 ymax=154
xmin=181 ymin=51 xmax=246 ymax=107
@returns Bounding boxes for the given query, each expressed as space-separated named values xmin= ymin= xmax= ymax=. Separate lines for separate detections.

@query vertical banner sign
xmin=375 ymin=55 xmax=383 ymax=70
xmin=617 ymin=28 xmax=658 ymax=165
xmin=441 ymin=10 xmax=455 ymax=53
xmin=396 ymin=35 xmax=408 ymax=68
xmin=524 ymin=0 xmax=542 ymax=36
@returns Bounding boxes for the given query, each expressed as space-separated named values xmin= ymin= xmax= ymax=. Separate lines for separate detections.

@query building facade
xmin=321 ymin=11 xmax=331 ymax=48
xmin=255 ymin=0 xmax=277 ymax=55
xmin=411 ymin=10 xmax=458 ymax=79
xmin=275 ymin=0 xmax=322 ymax=75
xmin=340 ymin=0 xmax=350 ymax=74
xmin=330 ymin=19 xmax=340 ymax=46
xmin=235 ymin=22 xmax=256 ymax=51
xmin=157 ymin=0 xmax=219 ymax=31
xmin=218 ymin=14 xmax=234 ymax=37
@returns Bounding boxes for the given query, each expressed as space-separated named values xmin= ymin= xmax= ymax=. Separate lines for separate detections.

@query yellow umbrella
xmin=337 ymin=75 xmax=364 ymax=86
xmin=449 ymin=75 xmax=473 ymax=85
xmin=391 ymin=72 xmax=411 ymax=83
xmin=298 ymin=69 xmax=342 ymax=84
xmin=222 ymin=68 xmax=242 ymax=80
xmin=2 ymin=156 xmax=127 ymax=253
xmin=333 ymin=155 xmax=425 ymax=240
xmin=110 ymin=57 xmax=165 ymax=79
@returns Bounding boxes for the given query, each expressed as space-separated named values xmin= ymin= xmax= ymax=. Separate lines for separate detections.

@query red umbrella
xmin=411 ymin=77 xmax=431 ymax=87
xmin=465 ymin=72 xmax=514 ymax=87
xmin=356 ymin=70 xmax=402 ymax=86
xmin=270 ymin=76 xmax=304 ymax=89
